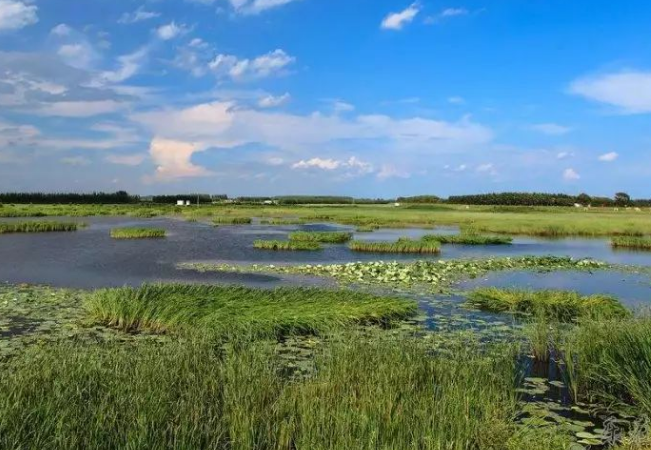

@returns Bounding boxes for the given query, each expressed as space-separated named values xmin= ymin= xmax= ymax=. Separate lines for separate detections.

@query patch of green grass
xmin=213 ymin=217 xmax=252 ymax=225
xmin=423 ymin=233 xmax=513 ymax=245
xmin=253 ymin=239 xmax=322 ymax=251
xmin=349 ymin=238 xmax=441 ymax=254
xmin=289 ymin=231 xmax=353 ymax=243
xmin=0 ymin=332 xmax=556 ymax=450
xmin=612 ymin=236 xmax=651 ymax=250
xmin=0 ymin=221 xmax=82 ymax=234
xmin=109 ymin=227 xmax=166 ymax=239
xmin=355 ymin=224 xmax=380 ymax=232
xmin=466 ymin=288 xmax=629 ymax=321
xmin=565 ymin=317 xmax=651 ymax=416
xmin=259 ymin=218 xmax=305 ymax=225
xmin=85 ymin=284 xmax=417 ymax=337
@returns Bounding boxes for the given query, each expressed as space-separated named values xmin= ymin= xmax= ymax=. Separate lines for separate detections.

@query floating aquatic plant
xmin=253 ymin=240 xmax=322 ymax=251
xmin=289 ymin=231 xmax=353 ymax=243
xmin=110 ymin=227 xmax=166 ymax=239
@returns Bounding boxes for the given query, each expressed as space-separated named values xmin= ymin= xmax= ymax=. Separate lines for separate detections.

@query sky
xmin=0 ymin=0 xmax=650 ymax=197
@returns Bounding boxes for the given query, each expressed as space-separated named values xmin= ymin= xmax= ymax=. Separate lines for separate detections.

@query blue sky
xmin=0 ymin=0 xmax=650 ymax=197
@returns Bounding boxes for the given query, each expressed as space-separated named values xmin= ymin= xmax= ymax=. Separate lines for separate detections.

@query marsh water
xmin=2 ymin=216 xmax=651 ymax=290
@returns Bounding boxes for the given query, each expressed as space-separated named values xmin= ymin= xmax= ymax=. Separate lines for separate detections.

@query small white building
xmin=176 ymin=200 xmax=185 ymax=206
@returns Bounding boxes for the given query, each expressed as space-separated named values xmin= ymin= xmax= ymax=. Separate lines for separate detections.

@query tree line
xmin=0 ymin=191 xmax=137 ymax=204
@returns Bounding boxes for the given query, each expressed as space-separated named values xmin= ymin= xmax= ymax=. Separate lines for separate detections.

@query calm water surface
xmin=1 ymin=217 xmax=651 ymax=290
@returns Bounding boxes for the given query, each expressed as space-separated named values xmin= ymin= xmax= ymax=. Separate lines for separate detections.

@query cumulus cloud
xmin=209 ymin=49 xmax=295 ymax=81
xmin=569 ymin=70 xmax=651 ymax=114
xmin=258 ymin=92 xmax=290 ymax=108
xmin=97 ymin=46 xmax=149 ymax=84
xmin=598 ymin=151 xmax=618 ymax=162
xmin=145 ymin=138 xmax=212 ymax=182
xmin=530 ymin=123 xmax=573 ymax=136
xmin=381 ymin=3 xmax=420 ymax=30
xmin=105 ymin=153 xmax=147 ymax=166
xmin=292 ymin=157 xmax=341 ymax=170
xmin=119 ymin=7 xmax=160 ymax=24
xmin=0 ymin=0 xmax=38 ymax=31
xmin=156 ymin=22 xmax=187 ymax=40
xmin=50 ymin=23 xmax=71 ymax=36
xmin=563 ymin=168 xmax=580 ymax=181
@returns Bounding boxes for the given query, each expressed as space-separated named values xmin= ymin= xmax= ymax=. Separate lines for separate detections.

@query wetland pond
xmin=1 ymin=216 xmax=651 ymax=289
xmin=1 ymin=215 xmax=650 ymax=448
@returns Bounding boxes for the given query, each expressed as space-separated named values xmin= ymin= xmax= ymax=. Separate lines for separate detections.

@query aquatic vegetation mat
xmin=86 ymin=284 xmax=417 ymax=337
xmin=109 ymin=227 xmax=166 ymax=239
xmin=349 ymin=238 xmax=441 ymax=254
xmin=288 ymin=231 xmax=353 ymax=243
xmin=180 ymin=256 xmax=611 ymax=291
xmin=253 ymin=239 xmax=322 ymax=251
xmin=465 ymin=288 xmax=630 ymax=321
xmin=0 ymin=221 xmax=82 ymax=234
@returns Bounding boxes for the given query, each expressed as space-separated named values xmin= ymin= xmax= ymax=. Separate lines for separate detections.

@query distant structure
xmin=176 ymin=200 xmax=192 ymax=206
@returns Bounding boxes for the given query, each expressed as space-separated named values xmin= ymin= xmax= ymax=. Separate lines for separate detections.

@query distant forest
xmin=0 ymin=191 xmax=650 ymax=207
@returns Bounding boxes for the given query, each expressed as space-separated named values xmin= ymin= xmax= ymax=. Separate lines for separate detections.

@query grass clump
xmin=349 ymin=237 xmax=441 ymax=254
xmin=466 ymin=288 xmax=629 ymax=321
xmin=260 ymin=218 xmax=305 ymax=225
xmin=356 ymin=224 xmax=380 ymax=232
xmin=423 ymin=233 xmax=513 ymax=245
xmin=86 ymin=284 xmax=417 ymax=337
xmin=109 ymin=227 xmax=166 ymax=239
xmin=213 ymin=217 xmax=252 ymax=225
xmin=565 ymin=317 xmax=651 ymax=416
xmin=0 ymin=222 xmax=84 ymax=234
xmin=612 ymin=236 xmax=651 ymax=250
xmin=254 ymin=239 xmax=322 ymax=251
xmin=0 ymin=221 xmax=82 ymax=234
xmin=289 ymin=231 xmax=353 ymax=243
xmin=0 ymin=333 xmax=542 ymax=450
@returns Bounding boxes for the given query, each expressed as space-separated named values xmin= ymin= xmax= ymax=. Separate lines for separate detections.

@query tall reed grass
xmin=0 ymin=334 xmax=556 ymax=450
xmin=109 ymin=227 xmax=166 ymax=239
xmin=564 ymin=317 xmax=651 ymax=416
xmin=349 ymin=238 xmax=441 ymax=254
xmin=213 ymin=217 xmax=252 ymax=225
xmin=422 ymin=233 xmax=513 ymax=245
xmin=466 ymin=288 xmax=629 ymax=321
xmin=289 ymin=231 xmax=353 ymax=243
xmin=86 ymin=284 xmax=417 ymax=337
xmin=0 ymin=221 xmax=82 ymax=233
xmin=254 ymin=239 xmax=322 ymax=251
xmin=611 ymin=236 xmax=651 ymax=250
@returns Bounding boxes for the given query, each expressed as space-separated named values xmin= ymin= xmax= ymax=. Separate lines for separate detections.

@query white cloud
xmin=476 ymin=163 xmax=494 ymax=172
xmin=556 ymin=151 xmax=571 ymax=159
xmin=35 ymin=100 xmax=125 ymax=117
xmin=292 ymin=156 xmax=374 ymax=177
xmin=598 ymin=151 xmax=618 ymax=162
xmin=50 ymin=23 xmax=71 ymax=36
xmin=292 ymin=158 xmax=341 ymax=170
xmin=448 ymin=96 xmax=465 ymax=105
xmin=57 ymin=43 xmax=96 ymax=69
xmin=156 ymin=22 xmax=186 ymax=40
xmin=530 ymin=123 xmax=573 ymax=136
xmin=145 ymin=138 xmax=212 ymax=182
xmin=98 ymin=47 xmax=149 ymax=84
xmin=119 ymin=7 xmax=160 ymax=24
xmin=105 ymin=153 xmax=147 ymax=166
xmin=228 ymin=0 xmax=301 ymax=15
xmin=209 ymin=49 xmax=295 ymax=81
xmin=440 ymin=8 xmax=468 ymax=17
xmin=258 ymin=93 xmax=290 ymax=108
xmin=569 ymin=70 xmax=651 ymax=114
xmin=377 ymin=164 xmax=410 ymax=180
xmin=381 ymin=3 xmax=420 ymax=30
xmin=563 ymin=168 xmax=580 ymax=181
xmin=0 ymin=0 xmax=38 ymax=31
